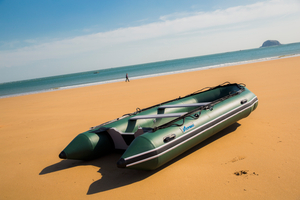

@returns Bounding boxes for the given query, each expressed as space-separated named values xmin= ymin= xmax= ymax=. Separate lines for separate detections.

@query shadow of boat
xmin=40 ymin=122 xmax=241 ymax=195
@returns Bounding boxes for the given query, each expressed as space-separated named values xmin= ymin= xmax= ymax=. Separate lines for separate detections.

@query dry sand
xmin=1 ymin=56 xmax=300 ymax=199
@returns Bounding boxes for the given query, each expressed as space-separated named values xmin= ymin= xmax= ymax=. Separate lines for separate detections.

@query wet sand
xmin=1 ymin=56 xmax=300 ymax=199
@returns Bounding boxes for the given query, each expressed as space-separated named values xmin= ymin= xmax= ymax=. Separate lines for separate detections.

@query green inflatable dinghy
xmin=59 ymin=82 xmax=258 ymax=170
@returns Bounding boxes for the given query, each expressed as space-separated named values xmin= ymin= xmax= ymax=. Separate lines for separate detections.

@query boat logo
xmin=181 ymin=123 xmax=195 ymax=133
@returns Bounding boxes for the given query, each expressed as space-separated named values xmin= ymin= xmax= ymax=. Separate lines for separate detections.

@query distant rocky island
xmin=260 ymin=40 xmax=281 ymax=48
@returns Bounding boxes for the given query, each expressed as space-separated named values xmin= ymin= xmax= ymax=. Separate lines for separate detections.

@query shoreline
xmin=1 ymin=53 xmax=299 ymax=99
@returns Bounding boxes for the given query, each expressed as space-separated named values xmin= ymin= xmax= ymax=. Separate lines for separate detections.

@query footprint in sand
xmin=230 ymin=156 xmax=246 ymax=163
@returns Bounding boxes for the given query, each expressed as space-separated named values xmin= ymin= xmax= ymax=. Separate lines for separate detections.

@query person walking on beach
xmin=125 ymin=73 xmax=130 ymax=82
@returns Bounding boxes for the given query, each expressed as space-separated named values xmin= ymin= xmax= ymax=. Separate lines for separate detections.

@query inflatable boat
xmin=59 ymin=82 xmax=258 ymax=170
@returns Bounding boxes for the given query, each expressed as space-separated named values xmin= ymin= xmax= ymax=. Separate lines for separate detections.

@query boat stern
xmin=59 ymin=131 xmax=114 ymax=160
xmin=117 ymin=135 xmax=161 ymax=170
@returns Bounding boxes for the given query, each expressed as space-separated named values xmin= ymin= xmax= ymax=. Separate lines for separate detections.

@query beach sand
xmin=1 ymin=56 xmax=300 ymax=199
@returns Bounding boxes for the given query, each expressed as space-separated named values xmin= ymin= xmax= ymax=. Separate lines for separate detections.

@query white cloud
xmin=0 ymin=0 xmax=299 ymax=71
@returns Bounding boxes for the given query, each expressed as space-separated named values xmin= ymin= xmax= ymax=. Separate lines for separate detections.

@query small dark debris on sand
xmin=234 ymin=170 xmax=249 ymax=176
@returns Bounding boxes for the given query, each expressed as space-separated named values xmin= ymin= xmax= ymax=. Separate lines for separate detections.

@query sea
xmin=1 ymin=42 xmax=300 ymax=98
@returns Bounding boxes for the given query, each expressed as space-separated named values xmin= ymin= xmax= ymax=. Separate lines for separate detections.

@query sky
xmin=0 ymin=0 xmax=300 ymax=83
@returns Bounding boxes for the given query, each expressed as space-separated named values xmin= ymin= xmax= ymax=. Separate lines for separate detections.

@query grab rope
xmin=91 ymin=82 xmax=245 ymax=130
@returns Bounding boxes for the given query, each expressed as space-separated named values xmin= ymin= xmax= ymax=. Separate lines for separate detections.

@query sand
xmin=1 ymin=56 xmax=300 ymax=199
